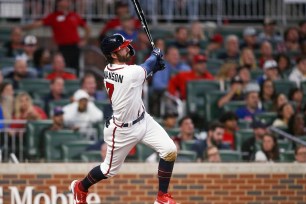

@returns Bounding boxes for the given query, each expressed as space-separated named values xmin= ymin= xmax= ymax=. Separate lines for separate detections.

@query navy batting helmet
xmin=100 ymin=33 xmax=135 ymax=57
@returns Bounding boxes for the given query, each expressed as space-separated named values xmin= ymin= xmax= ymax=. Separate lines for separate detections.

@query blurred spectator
xmin=3 ymin=27 xmax=23 ymax=57
xmin=259 ymin=79 xmax=277 ymax=107
xmin=17 ymin=35 xmax=38 ymax=64
xmin=172 ymin=116 xmax=196 ymax=150
xmin=242 ymin=120 xmax=268 ymax=161
xmin=255 ymin=134 xmax=279 ymax=162
xmin=12 ymin=92 xmax=47 ymax=128
xmin=258 ymin=18 xmax=283 ymax=44
xmin=43 ymin=77 xmax=67 ymax=114
xmin=162 ymin=111 xmax=178 ymax=130
xmin=240 ymin=27 xmax=259 ymax=50
xmin=151 ymin=46 xmax=190 ymax=115
xmin=0 ymin=82 xmax=14 ymax=120
xmin=44 ymin=107 xmax=72 ymax=131
xmin=282 ymin=27 xmax=300 ymax=52
xmin=23 ymin=0 xmax=90 ymax=73
xmin=171 ymin=26 xmax=189 ymax=49
xmin=272 ymin=103 xmax=294 ymax=128
xmin=257 ymin=60 xmax=280 ymax=85
xmin=273 ymin=93 xmax=289 ymax=112
xmin=299 ymin=20 xmax=306 ymax=43
xmin=288 ymin=113 xmax=306 ymax=137
xmin=289 ymin=56 xmax=306 ymax=87
xmin=133 ymin=30 xmax=150 ymax=52
xmin=4 ymin=59 xmax=37 ymax=89
xmin=152 ymin=46 xmax=190 ymax=92
xmin=237 ymin=65 xmax=251 ymax=86
xmin=217 ymin=35 xmax=240 ymax=61
xmin=0 ymin=71 xmax=3 ymax=84
xmin=239 ymin=48 xmax=257 ymax=70
xmin=185 ymin=41 xmax=201 ymax=66
xmin=33 ymin=48 xmax=52 ymax=77
xmin=63 ymin=89 xmax=103 ymax=137
xmin=154 ymin=38 xmax=166 ymax=52
xmin=204 ymin=146 xmax=221 ymax=163
xmin=258 ymin=41 xmax=274 ymax=68
xmin=194 ymin=122 xmax=229 ymax=161
xmin=288 ymin=88 xmax=304 ymax=112
xmin=116 ymin=14 xmax=138 ymax=41
xmin=205 ymin=33 xmax=223 ymax=56
xmin=295 ymin=145 xmax=306 ymax=163
xmin=99 ymin=2 xmax=140 ymax=40
xmin=219 ymin=111 xmax=238 ymax=149
xmin=275 ymin=53 xmax=291 ymax=78
xmin=218 ymin=75 xmax=244 ymax=108
xmin=168 ymin=54 xmax=214 ymax=100
xmin=45 ymin=53 xmax=77 ymax=80
xmin=236 ymin=83 xmax=262 ymax=121
xmin=189 ymin=21 xmax=206 ymax=42
xmin=81 ymin=73 xmax=107 ymax=101
xmin=216 ymin=61 xmax=238 ymax=83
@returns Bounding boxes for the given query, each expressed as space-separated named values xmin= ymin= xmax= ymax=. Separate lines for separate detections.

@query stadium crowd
xmin=0 ymin=0 xmax=305 ymax=163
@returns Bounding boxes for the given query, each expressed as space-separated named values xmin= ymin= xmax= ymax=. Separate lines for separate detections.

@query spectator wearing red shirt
xmin=23 ymin=0 xmax=90 ymax=74
xmin=99 ymin=2 xmax=141 ymax=41
xmin=168 ymin=54 xmax=214 ymax=100
xmin=219 ymin=111 xmax=239 ymax=149
xmin=45 ymin=53 xmax=77 ymax=80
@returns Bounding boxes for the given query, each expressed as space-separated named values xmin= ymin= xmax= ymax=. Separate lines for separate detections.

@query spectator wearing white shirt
xmin=289 ymin=56 xmax=306 ymax=87
xmin=63 ymin=89 xmax=103 ymax=139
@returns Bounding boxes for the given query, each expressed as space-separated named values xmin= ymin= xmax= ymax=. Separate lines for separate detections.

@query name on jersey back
xmin=104 ymin=70 xmax=124 ymax=83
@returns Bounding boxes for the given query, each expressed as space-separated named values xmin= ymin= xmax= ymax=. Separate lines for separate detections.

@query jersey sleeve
xmin=75 ymin=13 xmax=86 ymax=27
xmin=130 ymin=65 xmax=146 ymax=87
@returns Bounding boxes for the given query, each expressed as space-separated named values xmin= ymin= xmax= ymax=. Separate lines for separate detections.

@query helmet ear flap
xmin=128 ymin=44 xmax=135 ymax=56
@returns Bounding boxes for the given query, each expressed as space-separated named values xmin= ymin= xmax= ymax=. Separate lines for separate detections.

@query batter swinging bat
xmin=131 ymin=0 xmax=156 ymax=49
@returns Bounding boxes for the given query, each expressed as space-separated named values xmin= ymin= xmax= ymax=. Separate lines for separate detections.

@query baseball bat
xmin=131 ymin=0 xmax=156 ymax=49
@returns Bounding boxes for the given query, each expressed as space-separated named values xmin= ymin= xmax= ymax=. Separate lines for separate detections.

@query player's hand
xmin=158 ymin=58 xmax=166 ymax=71
xmin=151 ymin=48 xmax=163 ymax=59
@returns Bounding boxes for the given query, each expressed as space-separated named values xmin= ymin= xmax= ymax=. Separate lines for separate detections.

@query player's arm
xmin=140 ymin=48 xmax=165 ymax=79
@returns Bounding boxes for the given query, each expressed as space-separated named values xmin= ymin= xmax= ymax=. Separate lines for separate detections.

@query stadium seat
xmin=223 ymin=101 xmax=246 ymax=112
xmin=44 ymin=130 xmax=82 ymax=162
xmin=92 ymin=121 xmax=105 ymax=141
xmin=237 ymin=120 xmax=251 ymax=129
xmin=81 ymin=151 xmax=102 ymax=162
xmin=48 ymin=99 xmax=70 ymax=116
xmin=280 ymin=150 xmax=295 ymax=162
xmin=186 ymin=80 xmax=220 ymax=118
xmin=181 ymin=140 xmax=197 ymax=151
xmin=301 ymin=81 xmax=306 ymax=94
xmin=206 ymin=59 xmax=223 ymax=76
xmin=25 ymin=120 xmax=53 ymax=159
xmin=235 ymin=129 xmax=254 ymax=152
xmin=19 ymin=79 xmax=50 ymax=96
xmin=254 ymin=112 xmax=277 ymax=125
xmin=136 ymin=143 xmax=156 ymax=162
xmin=204 ymin=91 xmax=226 ymax=121
xmin=61 ymin=140 xmax=96 ymax=162
xmin=250 ymin=69 xmax=263 ymax=80
xmin=0 ymin=57 xmax=15 ymax=68
xmin=94 ymin=100 xmax=112 ymax=117
xmin=219 ymin=150 xmax=242 ymax=162
xmin=278 ymin=139 xmax=293 ymax=152
xmin=273 ymin=80 xmax=297 ymax=95
xmin=166 ymin=128 xmax=180 ymax=137
xmin=262 ymin=101 xmax=273 ymax=111
xmin=151 ymin=28 xmax=173 ymax=39
xmin=64 ymin=79 xmax=80 ymax=95
xmin=176 ymin=150 xmax=197 ymax=162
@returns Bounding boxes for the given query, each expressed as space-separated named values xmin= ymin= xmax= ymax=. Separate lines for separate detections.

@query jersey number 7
xmin=105 ymin=82 xmax=114 ymax=102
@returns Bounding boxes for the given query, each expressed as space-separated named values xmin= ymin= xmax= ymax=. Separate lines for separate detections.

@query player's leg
xmin=141 ymin=113 xmax=178 ymax=203
xmin=71 ymin=122 xmax=142 ymax=204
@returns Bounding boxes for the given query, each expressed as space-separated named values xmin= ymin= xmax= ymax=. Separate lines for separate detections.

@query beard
xmin=116 ymin=52 xmax=131 ymax=63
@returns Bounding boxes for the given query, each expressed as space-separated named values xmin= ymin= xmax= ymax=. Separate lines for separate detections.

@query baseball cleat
xmin=154 ymin=191 xmax=178 ymax=204
xmin=70 ymin=180 xmax=88 ymax=204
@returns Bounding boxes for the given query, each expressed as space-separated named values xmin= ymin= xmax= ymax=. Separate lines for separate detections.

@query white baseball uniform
xmin=101 ymin=63 xmax=177 ymax=177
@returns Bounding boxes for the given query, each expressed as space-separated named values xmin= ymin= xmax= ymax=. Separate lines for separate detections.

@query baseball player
xmin=70 ymin=33 xmax=178 ymax=204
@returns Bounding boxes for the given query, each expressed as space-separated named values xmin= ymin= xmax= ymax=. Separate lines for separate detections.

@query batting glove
xmin=151 ymin=48 xmax=163 ymax=59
